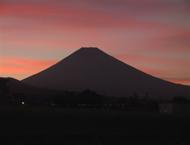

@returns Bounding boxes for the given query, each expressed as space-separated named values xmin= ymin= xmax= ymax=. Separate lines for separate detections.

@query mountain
xmin=22 ymin=47 xmax=190 ymax=99
xmin=0 ymin=77 xmax=60 ymax=97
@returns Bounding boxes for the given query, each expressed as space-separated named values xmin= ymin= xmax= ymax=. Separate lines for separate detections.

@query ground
xmin=0 ymin=107 xmax=189 ymax=145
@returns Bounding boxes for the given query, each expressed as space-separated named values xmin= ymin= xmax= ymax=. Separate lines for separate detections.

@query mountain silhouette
xmin=22 ymin=47 xmax=190 ymax=99
xmin=0 ymin=77 xmax=60 ymax=97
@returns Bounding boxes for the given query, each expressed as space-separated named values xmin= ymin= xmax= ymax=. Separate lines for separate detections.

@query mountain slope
xmin=22 ymin=47 xmax=190 ymax=99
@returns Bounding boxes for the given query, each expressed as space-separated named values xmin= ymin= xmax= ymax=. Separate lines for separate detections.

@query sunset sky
xmin=0 ymin=0 xmax=190 ymax=85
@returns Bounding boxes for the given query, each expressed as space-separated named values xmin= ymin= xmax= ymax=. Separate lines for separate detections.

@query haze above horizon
xmin=0 ymin=0 xmax=190 ymax=85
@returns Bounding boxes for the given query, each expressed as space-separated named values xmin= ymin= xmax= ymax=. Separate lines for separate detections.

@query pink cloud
xmin=0 ymin=0 xmax=189 ymax=86
xmin=0 ymin=2 xmax=187 ymax=30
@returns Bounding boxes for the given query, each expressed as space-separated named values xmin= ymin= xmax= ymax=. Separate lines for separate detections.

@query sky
xmin=0 ymin=0 xmax=190 ymax=85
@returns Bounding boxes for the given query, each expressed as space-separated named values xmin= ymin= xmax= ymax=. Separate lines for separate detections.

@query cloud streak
xmin=0 ymin=0 xmax=189 ymax=85
xmin=0 ymin=57 xmax=56 ymax=79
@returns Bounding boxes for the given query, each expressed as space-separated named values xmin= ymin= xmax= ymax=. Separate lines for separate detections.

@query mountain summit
xmin=22 ymin=47 xmax=190 ymax=99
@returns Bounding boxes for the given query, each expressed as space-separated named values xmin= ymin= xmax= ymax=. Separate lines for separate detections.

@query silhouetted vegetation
xmin=1 ymin=78 xmax=190 ymax=114
xmin=0 ymin=78 xmax=12 ymax=104
xmin=14 ymin=89 xmax=159 ymax=112
xmin=173 ymin=96 xmax=190 ymax=103
xmin=1 ymin=78 xmax=190 ymax=145
xmin=0 ymin=79 xmax=159 ymax=112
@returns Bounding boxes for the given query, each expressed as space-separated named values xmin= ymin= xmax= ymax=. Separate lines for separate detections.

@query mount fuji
xmin=22 ymin=47 xmax=190 ymax=99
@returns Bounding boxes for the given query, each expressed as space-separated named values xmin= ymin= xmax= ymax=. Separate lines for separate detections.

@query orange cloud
xmin=166 ymin=78 xmax=190 ymax=86
xmin=116 ymin=53 xmax=190 ymax=86
xmin=0 ymin=57 xmax=56 ymax=79
xmin=0 ymin=1 xmax=189 ymax=86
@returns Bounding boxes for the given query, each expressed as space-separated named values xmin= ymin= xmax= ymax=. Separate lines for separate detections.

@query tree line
xmin=1 ymin=78 xmax=190 ymax=113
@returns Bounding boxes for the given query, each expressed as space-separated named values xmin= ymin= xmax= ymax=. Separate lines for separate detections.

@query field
xmin=0 ymin=107 xmax=189 ymax=145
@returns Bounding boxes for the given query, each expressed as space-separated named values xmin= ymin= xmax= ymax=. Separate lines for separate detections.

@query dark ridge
xmin=79 ymin=47 xmax=100 ymax=50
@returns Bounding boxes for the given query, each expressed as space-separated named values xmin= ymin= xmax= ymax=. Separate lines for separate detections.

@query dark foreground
xmin=0 ymin=107 xmax=190 ymax=145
